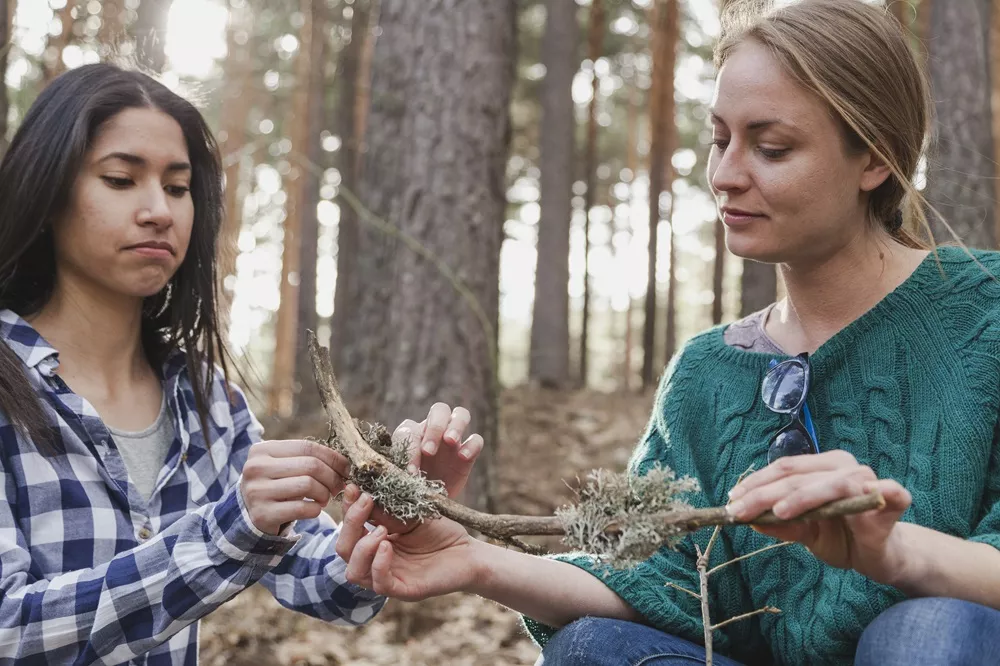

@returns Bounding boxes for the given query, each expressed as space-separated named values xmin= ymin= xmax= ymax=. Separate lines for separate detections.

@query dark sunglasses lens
xmin=767 ymin=427 xmax=815 ymax=464
xmin=762 ymin=360 xmax=807 ymax=413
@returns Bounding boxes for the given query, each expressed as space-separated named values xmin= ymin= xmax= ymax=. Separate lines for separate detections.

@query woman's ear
xmin=858 ymin=151 xmax=893 ymax=193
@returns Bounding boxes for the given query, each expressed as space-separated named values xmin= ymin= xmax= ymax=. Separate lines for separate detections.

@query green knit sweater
xmin=524 ymin=246 xmax=1000 ymax=665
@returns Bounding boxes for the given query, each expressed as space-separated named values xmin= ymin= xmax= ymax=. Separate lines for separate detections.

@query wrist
xmin=465 ymin=538 xmax=503 ymax=597
xmin=871 ymin=522 xmax=922 ymax=589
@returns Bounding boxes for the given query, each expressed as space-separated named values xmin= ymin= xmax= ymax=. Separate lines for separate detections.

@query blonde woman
xmin=336 ymin=1 xmax=1000 ymax=664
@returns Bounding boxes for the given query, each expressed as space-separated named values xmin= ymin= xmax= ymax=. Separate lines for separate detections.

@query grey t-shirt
xmin=723 ymin=304 xmax=786 ymax=355
xmin=107 ymin=393 xmax=175 ymax=501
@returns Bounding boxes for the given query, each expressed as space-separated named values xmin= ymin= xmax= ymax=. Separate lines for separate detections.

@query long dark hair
xmin=0 ymin=63 xmax=234 ymax=453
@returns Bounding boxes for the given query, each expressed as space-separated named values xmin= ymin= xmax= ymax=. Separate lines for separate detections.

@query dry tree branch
xmin=307 ymin=333 xmax=885 ymax=557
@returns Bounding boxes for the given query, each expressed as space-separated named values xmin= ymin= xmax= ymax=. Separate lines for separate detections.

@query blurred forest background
xmin=2 ymin=0 xmax=998 ymax=663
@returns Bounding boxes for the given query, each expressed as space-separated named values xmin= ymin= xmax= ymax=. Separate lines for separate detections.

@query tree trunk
xmin=43 ymin=1 xmax=76 ymax=84
xmin=269 ymin=0 xmax=315 ymax=417
xmin=623 ymin=82 xmax=640 ymax=391
xmin=712 ymin=218 xmax=725 ymax=325
xmin=740 ymin=261 xmax=777 ymax=317
xmin=98 ymin=0 xmax=127 ymax=50
xmin=992 ymin=0 xmax=1000 ymax=244
xmin=529 ymin=0 xmax=578 ymax=389
xmin=924 ymin=0 xmax=996 ymax=248
xmin=0 ymin=0 xmax=11 ymax=154
xmin=133 ymin=0 xmax=172 ymax=73
xmin=642 ymin=0 xmax=676 ymax=387
xmin=579 ymin=0 xmax=604 ymax=388
xmin=294 ymin=0 xmax=330 ymax=415
xmin=218 ymin=4 xmax=254 ymax=335
xmin=366 ymin=0 xmax=515 ymax=512
xmin=331 ymin=0 xmax=372 ymax=375
xmin=661 ymin=0 xmax=679 ymax=363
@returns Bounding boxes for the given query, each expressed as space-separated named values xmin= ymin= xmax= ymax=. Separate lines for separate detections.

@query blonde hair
xmin=716 ymin=0 xmax=933 ymax=250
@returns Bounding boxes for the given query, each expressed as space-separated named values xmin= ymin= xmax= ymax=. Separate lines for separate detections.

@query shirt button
xmin=138 ymin=528 xmax=152 ymax=541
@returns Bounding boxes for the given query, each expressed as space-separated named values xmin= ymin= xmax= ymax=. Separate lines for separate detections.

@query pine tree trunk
xmin=0 ymin=0 xmax=10 ymax=154
xmin=623 ymin=82 xmax=640 ymax=391
xmin=642 ymin=0 xmax=676 ymax=387
xmin=269 ymin=0 xmax=315 ymax=417
xmin=294 ymin=0 xmax=329 ymax=415
xmin=992 ymin=0 xmax=1000 ymax=244
xmin=924 ymin=0 xmax=996 ymax=248
xmin=711 ymin=218 xmax=725 ymax=325
xmin=43 ymin=2 xmax=76 ymax=84
xmin=529 ymin=0 xmax=578 ymax=389
xmin=661 ymin=0 xmax=679 ymax=363
xmin=218 ymin=5 xmax=254 ymax=334
xmin=98 ymin=0 xmax=126 ymax=49
xmin=579 ymin=0 xmax=604 ymax=387
xmin=133 ymin=0 xmax=172 ymax=73
xmin=740 ymin=261 xmax=777 ymax=317
xmin=370 ymin=0 xmax=516 ymax=511
xmin=331 ymin=0 xmax=372 ymax=375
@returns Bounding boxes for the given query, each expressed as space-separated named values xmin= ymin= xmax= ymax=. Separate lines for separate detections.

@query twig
xmin=696 ymin=542 xmax=714 ymax=666
xmin=707 ymin=541 xmax=793 ymax=577
xmin=665 ymin=581 xmax=702 ymax=602
xmin=711 ymin=606 xmax=781 ymax=632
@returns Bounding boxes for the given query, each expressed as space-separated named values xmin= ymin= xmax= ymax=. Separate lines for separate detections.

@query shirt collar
xmin=0 ymin=309 xmax=60 ymax=377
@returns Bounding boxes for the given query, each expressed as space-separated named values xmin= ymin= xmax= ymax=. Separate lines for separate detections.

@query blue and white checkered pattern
xmin=0 ymin=309 xmax=385 ymax=665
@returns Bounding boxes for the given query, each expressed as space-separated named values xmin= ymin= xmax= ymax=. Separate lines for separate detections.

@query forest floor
xmin=200 ymin=385 xmax=656 ymax=666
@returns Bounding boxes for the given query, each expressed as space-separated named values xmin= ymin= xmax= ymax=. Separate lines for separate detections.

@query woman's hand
xmin=335 ymin=484 xmax=482 ymax=601
xmin=239 ymin=439 xmax=351 ymax=536
xmin=726 ymin=450 xmax=912 ymax=581
xmin=394 ymin=402 xmax=484 ymax=498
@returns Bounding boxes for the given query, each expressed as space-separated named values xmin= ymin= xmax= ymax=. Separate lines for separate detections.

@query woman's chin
xmin=725 ymin=235 xmax=784 ymax=264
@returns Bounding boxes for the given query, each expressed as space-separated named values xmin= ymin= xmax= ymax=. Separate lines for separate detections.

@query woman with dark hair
xmin=0 ymin=62 xmax=479 ymax=664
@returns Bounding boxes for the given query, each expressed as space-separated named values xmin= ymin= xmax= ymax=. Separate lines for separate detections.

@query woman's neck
xmin=27 ymin=277 xmax=152 ymax=392
xmin=766 ymin=234 xmax=929 ymax=355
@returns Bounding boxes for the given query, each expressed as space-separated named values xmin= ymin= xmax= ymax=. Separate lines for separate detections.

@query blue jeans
xmin=536 ymin=598 xmax=1000 ymax=665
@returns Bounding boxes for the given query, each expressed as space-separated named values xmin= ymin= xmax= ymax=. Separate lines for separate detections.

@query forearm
xmin=466 ymin=540 xmax=643 ymax=629
xmin=881 ymin=523 xmax=1000 ymax=609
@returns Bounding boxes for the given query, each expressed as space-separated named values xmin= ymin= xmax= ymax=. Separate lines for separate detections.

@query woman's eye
xmin=712 ymin=138 xmax=730 ymax=151
xmin=101 ymin=175 xmax=133 ymax=188
xmin=758 ymin=146 xmax=790 ymax=159
xmin=166 ymin=185 xmax=191 ymax=198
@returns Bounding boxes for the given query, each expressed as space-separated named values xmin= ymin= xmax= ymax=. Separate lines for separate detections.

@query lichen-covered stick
xmin=306 ymin=332 xmax=885 ymax=561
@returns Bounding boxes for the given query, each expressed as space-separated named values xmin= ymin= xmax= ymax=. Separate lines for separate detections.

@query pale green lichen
xmin=556 ymin=464 xmax=700 ymax=569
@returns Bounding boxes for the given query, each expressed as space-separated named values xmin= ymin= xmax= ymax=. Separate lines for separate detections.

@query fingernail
xmin=345 ymin=486 xmax=358 ymax=502
xmin=422 ymin=440 xmax=437 ymax=456
xmin=459 ymin=447 xmax=473 ymax=460
xmin=728 ymin=487 xmax=745 ymax=501
xmin=406 ymin=464 xmax=418 ymax=475
xmin=728 ymin=500 xmax=745 ymax=519
xmin=374 ymin=525 xmax=386 ymax=537
xmin=445 ymin=429 xmax=459 ymax=443
xmin=361 ymin=493 xmax=372 ymax=506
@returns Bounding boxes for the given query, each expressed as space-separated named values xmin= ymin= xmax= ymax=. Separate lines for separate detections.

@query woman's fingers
xmin=767 ymin=465 xmax=877 ymax=520
xmin=421 ymin=403 xmax=454 ymax=456
xmin=457 ymin=433 xmax=484 ymax=462
xmin=335 ymin=491 xmax=375 ymax=561
xmin=395 ymin=420 xmax=426 ymax=474
xmin=370 ymin=540 xmax=397 ymax=596
xmin=345 ymin=524 xmax=388 ymax=588
xmin=251 ymin=475 xmax=333 ymax=506
xmin=442 ymin=407 xmax=471 ymax=448
xmin=729 ymin=450 xmax=859 ymax=500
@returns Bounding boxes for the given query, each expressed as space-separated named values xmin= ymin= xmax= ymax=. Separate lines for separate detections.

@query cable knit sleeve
xmin=521 ymin=335 xmax=760 ymax=660
xmin=970 ymin=428 xmax=1000 ymax=551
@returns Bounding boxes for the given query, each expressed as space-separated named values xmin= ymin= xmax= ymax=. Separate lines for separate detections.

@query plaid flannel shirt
xmin=0 ymin=309 xmax=385 ymax=665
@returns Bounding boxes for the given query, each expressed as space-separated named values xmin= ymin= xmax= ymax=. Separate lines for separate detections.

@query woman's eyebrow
xmin=96 ymin=152 xmax=191 ymax=172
